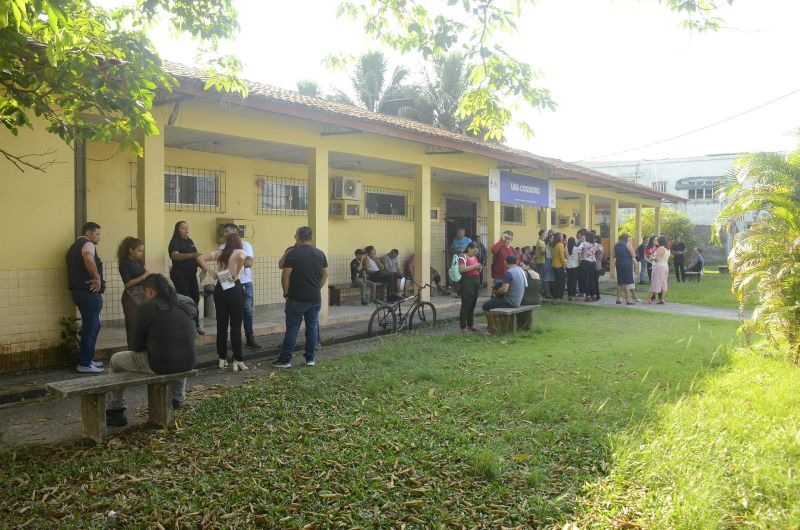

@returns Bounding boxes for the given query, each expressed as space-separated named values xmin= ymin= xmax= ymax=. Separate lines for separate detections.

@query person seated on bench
xmin=364 ymin=245 xmax=398 ymax=301
xmin=687 ymin=248 xmax=704 ymax=273
xmin=351 ymin=248 xmax=376 ymax=305
xmin=482 ymin=255 xmax=526 ymax=335
xmin=404 ymin=254 xmax=447 ymax=295
xmin=106 ymin=274 xmax=198 ymax=427
xmin=382 ymin=248 xmax=404 ymax=294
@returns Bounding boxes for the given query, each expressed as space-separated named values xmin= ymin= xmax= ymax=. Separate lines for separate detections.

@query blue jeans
xmin=71 ymin=290 xmax=103 ymax=367
xmin=242 ymin=282 xmax=255 ymax=337
xmin=279 ymin=299 xmax=321 ymax=364
xmin=638 ymin=259 xmax=649 ymax=283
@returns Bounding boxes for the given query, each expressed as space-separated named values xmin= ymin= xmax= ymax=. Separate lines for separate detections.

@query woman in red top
xmin=458 ymin=242 xmax=483 ymax=332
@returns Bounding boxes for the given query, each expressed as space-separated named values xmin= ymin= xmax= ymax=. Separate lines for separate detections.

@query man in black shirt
xmin=273 ymin=226 xmax=329 ymax=369
xmin=672 ymin=237 xmax=687 ymax=282
xmin=66 ymin=222 xmax=106 ymax=373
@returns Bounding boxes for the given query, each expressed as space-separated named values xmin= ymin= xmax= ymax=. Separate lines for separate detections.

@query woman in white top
xmin=566 ymin=236 xmax=581 ymax=301
xmin=363 ymin=245 xmax=397 ymax=300
xmin=197 ymin=233 xmax=249 ymax=371
xmin=646 ymin=235 xmax=671 ymax=305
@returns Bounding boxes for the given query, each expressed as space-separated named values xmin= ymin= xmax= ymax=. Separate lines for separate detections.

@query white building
xmin=581 ymin=153 xmax=747 ymax=262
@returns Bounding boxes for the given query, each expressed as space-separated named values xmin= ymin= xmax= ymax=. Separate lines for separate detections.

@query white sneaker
xmin=77 ymin=364 xmax=104 ymax=374
xmin=91 ymin=360 xmax=104 ymax=368
xmin=271 ymin=361 xmax=292 ymax=369
xmin=218 ymin=359 xmax=228 ymax=369
xmin=305 ymin=360 xmax=316 ymax=366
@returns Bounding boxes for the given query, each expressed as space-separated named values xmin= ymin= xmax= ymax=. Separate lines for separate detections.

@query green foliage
xmin=57 ymin=315 xmax=79 ymax=363
xmin=0 ymin=0 xmax=245 ymax=171
xmin=713 ymin=147 xmax=800 ymax=363
xmin=336 ymin=0 xmax=732 ymax=141
xmin=620 ymin=208 xmax=695 ymax=248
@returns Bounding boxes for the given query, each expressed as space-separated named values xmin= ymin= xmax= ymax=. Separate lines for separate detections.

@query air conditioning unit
xmin=329 ymin=200 xmax=360 ymax=220
xmin=216 ymin=218 xmax=251 ymax=243
xmin=331 ymin=176 xmax=362 ymax=200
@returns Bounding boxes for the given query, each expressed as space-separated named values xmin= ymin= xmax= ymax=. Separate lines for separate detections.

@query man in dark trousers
xmin=474 ymin=235 xmax=488 ymax=287
xmin=273 ymin=226 xmax=328 ymax=369
xmin=672 ymin=237 xmax=687 ymax=282
xmin=67 ymin=222 xmax=106 ymax=373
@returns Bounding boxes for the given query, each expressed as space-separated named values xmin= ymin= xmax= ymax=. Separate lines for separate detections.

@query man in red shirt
xmin=490 ymin=230 xmax=518 ymax=284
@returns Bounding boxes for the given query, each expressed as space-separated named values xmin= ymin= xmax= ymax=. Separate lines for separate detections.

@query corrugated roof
xmin=162 ymin=62 xmax=685 ymax=203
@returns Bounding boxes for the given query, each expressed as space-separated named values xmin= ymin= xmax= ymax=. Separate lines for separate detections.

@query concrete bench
xmin=685 ymin=271 xmax=701 ymax=282
xmin=46 ymin=370 xmax=198 ymax=443
xmin=329 ymin=282 xmax=386 ymax=306
xmin=489 ymin=305 xmax=540 ymax=335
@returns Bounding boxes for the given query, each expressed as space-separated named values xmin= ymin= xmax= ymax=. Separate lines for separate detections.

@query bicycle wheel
xmin=368 ymin=305 xmax=397 ymax=337
xmin=409 ymin=301 xmax=437 ymax=330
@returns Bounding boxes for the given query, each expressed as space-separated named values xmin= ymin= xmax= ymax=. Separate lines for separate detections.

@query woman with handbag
xmin=117 ymin=237 xmax=148 ymax=349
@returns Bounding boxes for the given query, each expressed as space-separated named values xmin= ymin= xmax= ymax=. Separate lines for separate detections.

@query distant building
xmin=581 ymin=153 xmax=750 ymax=263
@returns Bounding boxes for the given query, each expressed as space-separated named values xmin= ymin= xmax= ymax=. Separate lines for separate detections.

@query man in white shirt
xmin=221 ymin=223 xmax=259 ymax=348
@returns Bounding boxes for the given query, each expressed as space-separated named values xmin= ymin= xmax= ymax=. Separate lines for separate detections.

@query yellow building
xmin=0 ymin=62 xmax=681 ymax=372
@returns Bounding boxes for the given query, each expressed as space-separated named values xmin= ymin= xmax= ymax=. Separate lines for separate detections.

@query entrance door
xmin=445 ymin=198 xmax=478 ymax=285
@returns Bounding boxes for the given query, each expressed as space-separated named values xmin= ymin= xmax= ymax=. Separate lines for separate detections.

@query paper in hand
xmin=217 ymin=269 xmax=236 ymax=290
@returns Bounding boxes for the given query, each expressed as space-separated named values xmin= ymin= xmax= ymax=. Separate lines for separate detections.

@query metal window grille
xmin=364 ymin=186 xmax=413 ymax=220
xmin=501 ymin=203 xmax=525 ymax=225
xmin=651 ymin=181 xmax=668 ymax=193
xmin=164 ymin=166 xmax=225 ymax=212
xmin=257 ymin=176 xmax=308 ymax=215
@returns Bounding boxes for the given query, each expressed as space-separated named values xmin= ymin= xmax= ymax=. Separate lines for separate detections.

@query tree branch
xmin=0 ymin=148 xmax=59 ymax=173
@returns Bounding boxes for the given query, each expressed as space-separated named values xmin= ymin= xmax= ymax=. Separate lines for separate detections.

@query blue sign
xmin=499 ymin=171 xmax=552 ymax=207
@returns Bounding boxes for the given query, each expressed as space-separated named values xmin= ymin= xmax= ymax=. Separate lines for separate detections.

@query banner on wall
xmin=493 ymin=170 xmax=555 ymax=208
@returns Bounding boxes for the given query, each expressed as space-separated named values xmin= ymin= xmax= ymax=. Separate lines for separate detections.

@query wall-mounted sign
xmin=496 ymin=170 xmax=554 ymax=208
xmin=488 ymin=169 xmax=501 ymax=202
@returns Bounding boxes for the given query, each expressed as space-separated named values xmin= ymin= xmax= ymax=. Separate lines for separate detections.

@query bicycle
xmin=367 ymin=282 xmax=437 ymax=337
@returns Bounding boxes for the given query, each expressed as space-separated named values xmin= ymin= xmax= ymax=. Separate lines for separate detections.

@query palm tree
xmin=296 ymin=79 xmax=323 ymax=98
xmin=713 ymin=147 xmax=800 ymax=363
xmin=418 ymin=52 xmax=472 ymax=133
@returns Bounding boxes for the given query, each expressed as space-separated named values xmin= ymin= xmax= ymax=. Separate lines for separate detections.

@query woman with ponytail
xmin=105 ymin=274 xmax=198 ymax=427
xmin=117 ymin=237 xmax=147 ymax=348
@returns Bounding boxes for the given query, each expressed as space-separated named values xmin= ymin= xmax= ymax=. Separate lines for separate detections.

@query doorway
xmin=444 ymin=198 xmax=478 ymax=286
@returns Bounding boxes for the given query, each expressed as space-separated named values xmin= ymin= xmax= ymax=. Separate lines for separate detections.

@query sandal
xmin=616 ymin=300 xmax=622 ymax=304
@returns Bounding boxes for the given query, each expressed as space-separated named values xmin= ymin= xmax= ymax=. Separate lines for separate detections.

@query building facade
xmin=0 ymin=63 xmax=681 ymax=373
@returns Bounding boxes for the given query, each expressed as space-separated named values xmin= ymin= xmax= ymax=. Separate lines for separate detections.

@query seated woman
xmin=364 ymin=245 xmax=397 ymax=300
xmin=105 ymin=274 xmax=198 ymax=427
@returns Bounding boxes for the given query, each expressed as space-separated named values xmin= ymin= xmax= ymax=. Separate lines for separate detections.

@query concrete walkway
xmin=550 ymin=294 xmax=744 ymax=321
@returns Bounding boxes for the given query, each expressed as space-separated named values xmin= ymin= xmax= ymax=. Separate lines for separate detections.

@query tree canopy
xmin=0 ymin=0 xmax=244 ymax=171
xmin=620 ymin=208 xmax=695 ymax=249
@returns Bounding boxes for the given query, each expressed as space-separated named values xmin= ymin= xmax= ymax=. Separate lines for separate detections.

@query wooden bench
xmin=329 ymin=282 xmax=386 ymax=306
xmin=718 ymin=265 xmax=729 ymax=274
xmin=46 ymin=370 xmax=198 ymax=443
xmin=685 ymin=271 xmax=701 ymax=282
xmin=489 ymin=305 xmax=540 ymax=335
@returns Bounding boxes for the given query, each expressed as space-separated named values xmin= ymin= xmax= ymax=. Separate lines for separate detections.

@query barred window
xmin=164 ymin=166 xmax=224 ymax=212
xmin=258 ymin=177 xmax=308 ymax=215
xmin=501 ymin=204 xmax=524 ymax=225
xmin=651 ymin=181 xmax=667 ymax=193
xmin=365 ymin=187 xmax=411 ymax=219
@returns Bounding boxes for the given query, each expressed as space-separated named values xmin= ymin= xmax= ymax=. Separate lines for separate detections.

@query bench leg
xmin=80 ymin=394 xmax=107 ymax=443
xmin=329 ymin=287 xmax=341 ymax=307
xmin=495 ymin=314 xmax=516 ymax=335
xmin=148 ymin=382 xmax=174 ymax=427
xmin=517 ymin=311 xmax=533 ymax=331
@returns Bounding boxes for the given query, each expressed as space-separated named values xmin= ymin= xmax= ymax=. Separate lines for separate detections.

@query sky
xmin=134 ymin=0 xmax=800 ymax=163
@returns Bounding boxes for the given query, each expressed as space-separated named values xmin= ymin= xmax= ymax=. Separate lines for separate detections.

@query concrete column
xmin=634 ymin=203 xmax=643 ymax=247
xmin=543 ymin=207 xmax=552 ymax=231
xmin=413 ymin=164 xmax=431 ymax=301
xmin=136 ymin=129 xmax=166 ymax=273
xmin=579 ymin=194 xmax=591 ymax=231
xmin=486 ymin=200 xmax=501 ymax=296
xmin=609 ymin=198 xmax=619 ymax=280
xmin=654 ymin=206 xmax=662 ymax=236
xmin=308 ymin=146 xmax=329 ymax=323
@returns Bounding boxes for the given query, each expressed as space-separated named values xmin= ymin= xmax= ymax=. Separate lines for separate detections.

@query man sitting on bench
xmin=106 ymin=274 xmax=198 ymax=427
xmin=687 ymin=248 xmax=704 ymax=273
xmin=482 ymin=255 xmax=526 ymax=335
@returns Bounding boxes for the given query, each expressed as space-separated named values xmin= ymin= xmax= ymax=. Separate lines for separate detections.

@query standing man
xmin=67 ymin=222 xmax=106 ymax=373
xmin=672 ymin=236 xmax=687 ymax=283
xmin=534 ymin=229 xmax=547 ymax=275
xmin=220 ymin=223 xmax=259 ymax=348
xmin=474 ymin=235 xmax=488 ymax=287
xmin=273 ymin=227 xmax=328 ymax=369
xmin=489 ymin=230 xmax=518 ymax=286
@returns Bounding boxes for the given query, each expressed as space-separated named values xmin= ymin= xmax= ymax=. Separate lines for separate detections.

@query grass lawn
xmin=603 ymin=269 xmax=748 ymax=310
xmin=2 ymin=306 xmax=798 ymax=528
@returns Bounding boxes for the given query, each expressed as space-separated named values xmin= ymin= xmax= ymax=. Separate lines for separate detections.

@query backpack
xmin=448 ymin=254 xmax=463 ymax=283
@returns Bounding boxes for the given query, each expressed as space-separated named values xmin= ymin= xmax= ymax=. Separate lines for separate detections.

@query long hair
xmin=567 ymin=236 xmax=576 ymax=254
xmin=657 ymin=235 xmax=668 ymax=247
xmin=648 ymin=236 xmax=656 ymax=248
xmin=551 ymin=233 xmax=563 ymax=247
xmin=172 ymin=221 xmax=187 ymax=239
xmin=117 ymin=237 xmax=143 ymax=262
xmin=142 ymin=274 xmax=178 ymax=307
xmin=219 ymin=232 xmax=243 ymax=268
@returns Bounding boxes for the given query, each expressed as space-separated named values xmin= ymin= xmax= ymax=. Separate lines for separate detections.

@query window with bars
xmin=365 ymin=186 xmax=411 ymax=219
xmin=688 ymin=187 xmax=716 ymax=200
xmin=164 ymin=166 xmax=224 ymax=212
xmin=651 ymin=181 xmax=667 ymax=193
xmin=501 ymin=204 xmax=524 ymax=225
xmin=257 ymin=177 xmax=308 ymax=215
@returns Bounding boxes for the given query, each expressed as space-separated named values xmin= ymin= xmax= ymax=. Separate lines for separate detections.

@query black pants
xmin=214 ymin=281 xmax=244 ymax=361
xmin=368 ymin=271 xmax=396 ymax=298
xmin=567 ymin=267 xmax=579 ymax=297
xmin=687 ymin=261 xmax=703 ymax=273
xmin=674 ymin=257 xmax=685 ymax=282
xmin=120 ymin=292 xmax=138 ymax=349
xmin=580 ymin=261 xmax=596 ymax=297
xmin=171 ymin=270 xmax=200 ymax=328
xmin=459 ymin=276 xmax=480 ymax=329
xmin=593 ymin=270 xmax=602 ymax=299
xmin=553 ymin=267 xmax=566 ymax=299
